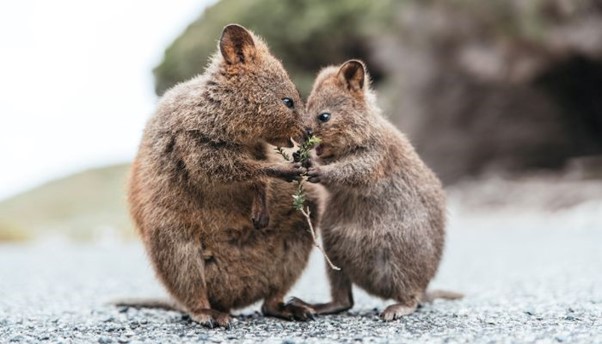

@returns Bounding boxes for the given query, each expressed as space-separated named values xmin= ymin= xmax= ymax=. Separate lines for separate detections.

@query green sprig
xmin=297 ymin=135 xmax=321 ymax=163
xmin=275 ymin=135 xmax=340 ymax=271
xmin=275 ymin=135 xmax=321 ymax=210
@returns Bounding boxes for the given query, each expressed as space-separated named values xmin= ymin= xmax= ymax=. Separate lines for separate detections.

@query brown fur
xmin=128 ymin=24 xmax=318 ymax=327
xmin=292 ymin=60 xmax=461 ymax=321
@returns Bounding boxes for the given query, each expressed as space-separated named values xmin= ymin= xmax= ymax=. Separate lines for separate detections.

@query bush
xmin=153 ymin=0 xmax=394 ymax=96
xmin=154 ymin=0 xmax=602 ymax=183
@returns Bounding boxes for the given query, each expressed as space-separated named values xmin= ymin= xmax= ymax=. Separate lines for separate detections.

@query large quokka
xmin=292 ymin=60 xmax=462 ymax=321
xmin=128 ymin=24 xmax=318 ymax=328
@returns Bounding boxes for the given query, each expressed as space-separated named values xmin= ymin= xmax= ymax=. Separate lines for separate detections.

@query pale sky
xmin=0 ymin=0 xmax=215 ymax=200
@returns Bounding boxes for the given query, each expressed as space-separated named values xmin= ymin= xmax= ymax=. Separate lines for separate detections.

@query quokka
xmin=127 ymin=24 xmax=318 ymax=327
xmin=292 ymin=60 xmax=462 ymax=321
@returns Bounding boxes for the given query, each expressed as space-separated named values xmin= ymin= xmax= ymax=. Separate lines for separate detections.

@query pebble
xmin=100 ymin=337 xmax=115 ymax=344
xmin=1 ymin=222 xmax=601 ymax=343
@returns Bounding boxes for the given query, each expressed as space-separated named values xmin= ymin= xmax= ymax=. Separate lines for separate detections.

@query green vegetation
xmin=0 ymin=164 xmax=134 ymax=242
xmin=0 ymin=222 xmax=32 ymax=242
xmin=155 ymin=0 xmax=601 ymax=97
xmin=276 ymin=135 xmax=339 ymax=270
xmin=154 ymin=0 xmax=395 ymax=96
xmin=275 ymin=135 xmax=321 ymax=211
xmin=3 ymin=0 xmax=600 ymax=242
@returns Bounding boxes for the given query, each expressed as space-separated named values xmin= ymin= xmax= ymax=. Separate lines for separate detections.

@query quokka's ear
xmin=220 ymin=24 xmax=256 ymax=65
xmin=338 ymin=60 xmax=366 ymax=93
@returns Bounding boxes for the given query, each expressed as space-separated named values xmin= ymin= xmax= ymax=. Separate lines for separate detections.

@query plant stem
xmin=300 ymin=207 xmax=340 ymax=270
xmin=275 ymin=137 xmax=341 ymax=271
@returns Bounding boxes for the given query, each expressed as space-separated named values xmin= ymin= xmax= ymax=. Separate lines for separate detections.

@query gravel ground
xmin=1 ymin=200 xmax=601 ymax=343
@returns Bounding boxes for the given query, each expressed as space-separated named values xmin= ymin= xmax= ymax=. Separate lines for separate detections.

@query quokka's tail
xmin=111 ymin=298 xmax=183 ymax=312
xmin=421 ymin=289 xmax=464 ymax=303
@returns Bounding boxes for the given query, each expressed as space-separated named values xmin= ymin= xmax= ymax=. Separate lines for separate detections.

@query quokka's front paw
xmin=252 ymin=208 xmax=270 ymax=229
xmin=191 ymin=309 xmax=233 ymax=329
xmin=272 ymin=164 xmax=306 ymax=182
xmin=307 ymin=167 xmax=323 ymax=183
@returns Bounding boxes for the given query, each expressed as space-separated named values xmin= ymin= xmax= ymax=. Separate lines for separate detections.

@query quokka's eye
xmin=318 ymin=112 xmax=331 ymax=123
xmin=282 ymin=97 xmax=294 ymax=109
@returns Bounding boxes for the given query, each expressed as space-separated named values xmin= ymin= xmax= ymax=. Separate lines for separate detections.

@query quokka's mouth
xmin=315 ymin=144 xmax=324 ymax=156
xmin=294 ymin=127 xmax=308 ymax=144
xmin=315 ymin=144 xmax=335 ymax=160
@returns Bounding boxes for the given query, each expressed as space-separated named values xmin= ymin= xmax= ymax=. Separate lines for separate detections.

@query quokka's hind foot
xmin=262 ymin=298 xmax=315 ymax=321
xmin=251 ymin=208 xmax=270 ymax=229
xmin=380 ymin=300 xmax=418 ymax=321
xmin=190 ymin=309 xmax=233 ymax=329
xmin=286 ymin=267 xmax=354 ymax=316
xmin=287 ymin=297 xmax=352 ymax=315
xmin=251 ymin=181 xmax=270 ymax=229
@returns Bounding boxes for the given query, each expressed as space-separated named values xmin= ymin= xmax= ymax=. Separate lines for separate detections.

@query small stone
xmin=98 ymin=336 xmax=113 ymax=344
xmin=9 ymin=335 xmax=24 ymax=342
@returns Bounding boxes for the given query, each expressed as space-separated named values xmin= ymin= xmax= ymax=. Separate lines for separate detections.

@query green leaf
xmin=280 ymin=135 xmax=320 ymax=211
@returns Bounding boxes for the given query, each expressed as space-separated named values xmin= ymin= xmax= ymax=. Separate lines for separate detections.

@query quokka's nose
xmin=305 ymin=128 xmax=314 ymax=137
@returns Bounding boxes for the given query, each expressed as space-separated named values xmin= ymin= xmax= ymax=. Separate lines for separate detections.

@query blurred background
xmin=1 ymin=0 xmax=601 ymax=243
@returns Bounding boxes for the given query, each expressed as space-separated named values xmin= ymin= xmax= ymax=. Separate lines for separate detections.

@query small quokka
xmin=292 ymin=60 xmax=462 ymax=321
xmin=128 ymin=24 xmax=318 ymax=328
